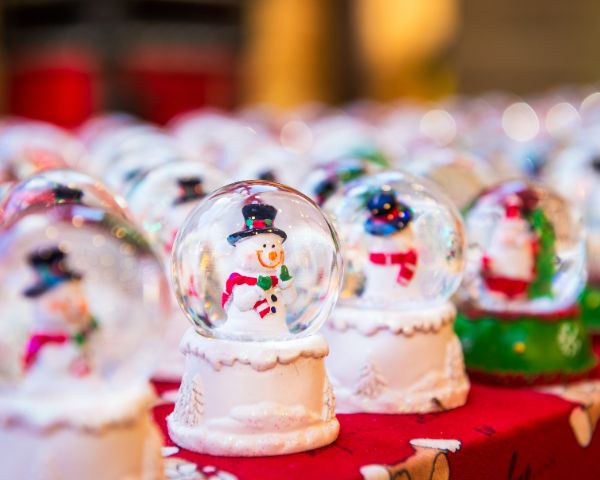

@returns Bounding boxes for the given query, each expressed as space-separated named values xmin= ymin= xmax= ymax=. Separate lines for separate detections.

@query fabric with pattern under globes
xmin=364 ymin=189 xmax=413 ymax=236
xmin=227 ymin=203 xmax=287 ymax=246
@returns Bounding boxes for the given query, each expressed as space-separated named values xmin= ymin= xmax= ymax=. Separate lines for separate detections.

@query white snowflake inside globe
xmin=172 ymin=180 xmax=343 ymax=342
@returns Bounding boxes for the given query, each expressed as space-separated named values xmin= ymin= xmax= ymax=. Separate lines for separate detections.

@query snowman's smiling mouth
xmin=256 ymin=250 xmax=284 ymax=269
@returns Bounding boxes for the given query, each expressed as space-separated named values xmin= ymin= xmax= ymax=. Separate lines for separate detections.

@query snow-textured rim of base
xmin=180 ymin=329 xmax=329 ymax=372
xmin=333 ymin=377 xmax=470 ymax=414
xmin=328 ymin=302 xmax=456 ymax=337
xmin=0 ymin=383 xmax=155 ymax=432
xmin=167 ymin=415 xmax=340 ymax=456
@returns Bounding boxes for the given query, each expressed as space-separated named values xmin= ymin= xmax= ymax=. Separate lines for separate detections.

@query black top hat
xmin=364 ymin=189 xmax=413 ymax=236
xmin=53 ymin=185 xmax=83 ymax=204
xmin=314 ymin=177 xmax=337 ymax=206
xmin=174 ymin=177 xmax=205 ymax=205
xmin=257 ymin=170 xmax=277 ymax=182
xmin=227 ymin=203 xmax=287 ymax=246
xmin=23 ymin=247 xmax=83 ymax=298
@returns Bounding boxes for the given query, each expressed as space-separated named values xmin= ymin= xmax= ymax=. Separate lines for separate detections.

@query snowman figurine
xmin=362 ymin=188 xmax=417 ymax=302
xmin=163 ymin=176 xmax=206 ymax=254
xmin=221 ymin=203 xmax=297 ymax=337
xmin=22 ymin=247 xmax=98 ymax=381
xmin=481 ymin=194 xmax=546 ymax=302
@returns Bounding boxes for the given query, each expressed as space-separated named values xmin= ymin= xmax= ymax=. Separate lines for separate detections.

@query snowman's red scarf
xmin=368 ymin=249 xmax=418 ymax=286
xmin=24 ymin=332 xmax=69 ymax=370
xmin=222 ymin=273 xmax=279 ymax=318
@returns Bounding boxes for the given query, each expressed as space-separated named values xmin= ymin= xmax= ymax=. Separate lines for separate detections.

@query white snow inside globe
xmin=325 ymin=170 xmax=465 ymax=309
xmin=172 ymin=180 xmax=343 ymax=341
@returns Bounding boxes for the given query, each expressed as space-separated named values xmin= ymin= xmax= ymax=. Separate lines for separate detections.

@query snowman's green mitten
xmin=257 ymin=275 xmax=273 ymax=290
xmin=280 ymin=265 xmax=293 ymax=282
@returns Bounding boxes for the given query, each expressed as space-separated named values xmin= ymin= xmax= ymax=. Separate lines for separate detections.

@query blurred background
xmin=1 ymin=0 xmax=600 ymax=127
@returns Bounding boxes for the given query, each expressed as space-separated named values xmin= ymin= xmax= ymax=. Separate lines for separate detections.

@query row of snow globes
xmin=0 ymin=165 xmax=596 ymax=473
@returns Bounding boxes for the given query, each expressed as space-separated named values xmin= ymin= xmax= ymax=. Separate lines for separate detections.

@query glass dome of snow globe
xmin=302 ymin=148 xmax=389 ymax=207
xmin=403 ymin=148 xmax=500 ymax=210
xmin=102 ymin=134 xmax=183 ymax=196
xmin=87 ymin=125 xmax=181 ymax=189
xmin=230 ymin=143 xmax=312 ymax=190
xmin=309 ymin=114 xmax=378 ymax=161
xmin=541 ymin=142 xmax=600 ymax=213
xmin=78 ymin=112 xmax=139 ymax=147
xmin=0 ymin=120 xmax=86 ymax=181
xmin=459 ymin=180 xmax=586 ymax=314
xmin=172 ymin=180 xmax=343 ymax=342
xmin=127 ymin=161 xmax=228 ymax=259
xmin=0 ymin=169 xmax=129 ymax=227
xmin=0 ymin=179 xmax=171 ymax=401
xmin=169 ymin=110 xmax=268 ymax=172
xmin=324 ymin=170 xmax=465 ymax=310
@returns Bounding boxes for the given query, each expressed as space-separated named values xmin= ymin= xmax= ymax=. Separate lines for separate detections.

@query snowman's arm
xmin=232 ymin=284 xmax=265 ymax=311
xmin=279 ymin=279 xmax=298 ymax=304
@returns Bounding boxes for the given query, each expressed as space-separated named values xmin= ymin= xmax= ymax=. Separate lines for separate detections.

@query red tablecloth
xmin=152 ymin=342 xmax=600 ymax=480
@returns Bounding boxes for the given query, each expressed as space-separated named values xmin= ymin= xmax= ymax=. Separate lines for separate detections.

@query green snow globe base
xmin=579 ymin=284 xmax=600 ymax=333
xmin=455 ymin=306 xmax=596 ymax=385
xmin=456 ymin=180 xmax=597 ymax=386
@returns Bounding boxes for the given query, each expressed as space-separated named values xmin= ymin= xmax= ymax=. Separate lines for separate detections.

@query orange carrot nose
xmin=269 ymin=251 xmax=278 ymax=261
xmin=49 ymin=300 xmax=65 ymax=312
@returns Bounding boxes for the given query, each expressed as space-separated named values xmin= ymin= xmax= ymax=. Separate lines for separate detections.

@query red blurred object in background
xmin=7 ymin=46 xmax=237 ymax=128
xmin=8 ymin=49 xmax=99 ymax=129
xmin=121 ymin=47 xmax=236 ymax=125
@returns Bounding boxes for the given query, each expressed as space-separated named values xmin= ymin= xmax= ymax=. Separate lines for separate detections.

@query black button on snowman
xmin=221 ymin=203 xmax=297 ymax=336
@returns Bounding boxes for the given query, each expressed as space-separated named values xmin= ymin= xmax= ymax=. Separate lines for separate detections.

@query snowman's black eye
xmin=271 ymin=244 xmax=275 ymax=248
xmin=263 ymin=244 xmax=266 ymax=248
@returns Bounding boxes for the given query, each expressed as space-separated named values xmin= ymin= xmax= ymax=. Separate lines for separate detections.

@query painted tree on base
xmin=173 ymin=373 xmax=204 ymax=427
xmin=322 ymin=378 xmax=335 ymax=421
xmin=355 ymin=359 xmax=388 ymax=399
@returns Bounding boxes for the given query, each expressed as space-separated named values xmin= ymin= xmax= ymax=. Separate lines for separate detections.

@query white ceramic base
xmin=167 ymin=329 xmax=339 ymax=456
xmin=153 ymin=308 xmax=188 ymax=381
xmin=324 ymin=302 xmax=469 ymax=413
xmin=0 ymin=385 xmax=164 ymax=480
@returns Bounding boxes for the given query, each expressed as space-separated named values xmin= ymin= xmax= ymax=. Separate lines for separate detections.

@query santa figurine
xmin=481 ymin=191 xmax=554 ymax=302
xmin=22 ymin=246 xmax=98 ymax=379
xmin=221 ymin=203 xmax=296 ymax=336
xmin=362 ymin=188 xmax=417 ymax=302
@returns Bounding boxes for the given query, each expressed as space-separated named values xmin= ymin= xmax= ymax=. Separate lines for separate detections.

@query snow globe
xmin=102 ymin=134 xmax=182 ymax=196
xmin=168 ymin=180 xmax=343 ymax=456
xmin=403 ymin=148 xmax=499 ymax=211
xmin=0 ymin=169 xmax=129 ymax=226
xmin=323 ymin=170 xmax=469 ymax=413
xmin=231 ymin=143 xmax=312 ymax=190
xmin=127 ymin=161 xmax=227 ymax=380
xmin=169 ymin=110 xmax=267 ymax=173
xmin=0 ymin=178 xmax=171 ymax=479
xmin=302 ymin=147 xmax=388 ymax=207
xmin=0 ymin=120 xmax=86 ymax=181
xmin=542 ymin=145 xmax=600 ymax=332
xmin=455 ymin=180 xmax=596 ymax=385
